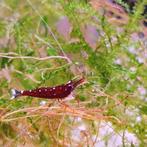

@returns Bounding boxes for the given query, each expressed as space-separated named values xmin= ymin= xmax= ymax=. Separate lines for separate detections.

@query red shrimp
xmin=11 ymin=77 xmax=85 ymax=100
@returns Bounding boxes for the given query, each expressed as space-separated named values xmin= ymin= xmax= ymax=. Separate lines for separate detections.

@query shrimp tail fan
xmin=73 ymin=77 xmax=85 ymax=88
xmin=11 ymin=89 xmax=21 ymax=99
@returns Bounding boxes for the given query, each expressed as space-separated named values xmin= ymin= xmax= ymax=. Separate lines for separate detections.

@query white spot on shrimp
xmin=29 ymin=90 xmax=32 ymax=92
xmin=39 ymin=89 xmax=41 ymax=92
xmin=21 ymin=90 xmax=23 ymax=94
xmin=53 ymin=93 xmax=56 ymax=96
xmin=67 ymin=80 xmax=71 ymax=84
xmin=53 ymin=87 xmax=55 ymax=90
xmin=68 ymin=84 xmax=73 ymax=90
xmin=45 ymin=89 xmax=47 ymax=92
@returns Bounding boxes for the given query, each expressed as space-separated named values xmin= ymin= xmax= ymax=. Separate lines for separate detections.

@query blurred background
xmin=0 ymin=0 xmax=147 ymax=146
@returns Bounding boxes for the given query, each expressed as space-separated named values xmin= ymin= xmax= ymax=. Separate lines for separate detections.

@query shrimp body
xmin=11 ymin=78 xmax=84 ymax=100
